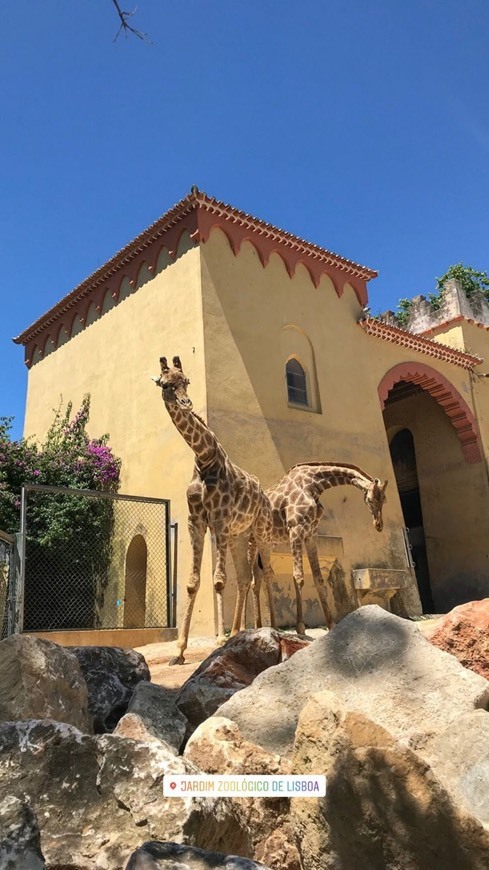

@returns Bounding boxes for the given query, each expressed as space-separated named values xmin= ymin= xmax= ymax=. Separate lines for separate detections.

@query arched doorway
xmin=379 ymin=364 xmax=484 ymax=612
xmin=124 ymin=535 xmax=147 ymax=628
xmin=388 ymin=428 xmax=434 ymax=613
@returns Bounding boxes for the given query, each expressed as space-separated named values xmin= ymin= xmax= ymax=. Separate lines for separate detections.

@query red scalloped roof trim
xmin=360 ymin=318 xmax=482 ymax=369
xmin=14 ymin=189 xmax=378 ymax=367
xmin=379 ymin=361 xmax=482 ymax=463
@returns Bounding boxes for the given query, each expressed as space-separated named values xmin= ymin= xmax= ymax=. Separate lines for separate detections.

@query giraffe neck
xmin=165 ymin=400 xmax=224 ymax=469
xmin=296 ymin=464 xmax=373 ymax=497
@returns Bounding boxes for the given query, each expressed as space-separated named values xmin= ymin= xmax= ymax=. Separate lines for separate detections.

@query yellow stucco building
xmin=14 ymin=189 xmax=489 ymax=635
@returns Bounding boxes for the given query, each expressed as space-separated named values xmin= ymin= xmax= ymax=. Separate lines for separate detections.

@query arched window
xmin=286 ymin=358 xmax=308 ymax=406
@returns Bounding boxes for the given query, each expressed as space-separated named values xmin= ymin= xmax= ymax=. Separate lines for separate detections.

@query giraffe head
xmin=154 ymin=356 xmax=193 ymax=410
xmin=364 ymin=478 xmax=388 ymax=532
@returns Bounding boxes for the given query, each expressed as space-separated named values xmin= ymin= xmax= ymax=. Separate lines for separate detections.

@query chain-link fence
xmin=18 ymin=484 xmax=171 ymax=633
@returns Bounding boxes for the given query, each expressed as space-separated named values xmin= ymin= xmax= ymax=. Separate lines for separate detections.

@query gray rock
xmin=124 ymin=841 xmax=272 ymax=869
xmin=71 ymin=645 xmax=150 ymax=732
xmin=428 ymin=710 xmax=489 ymax=824
xmin=0 ymin=720 xmax=249 ymax=870
xmin=215 ymin=606 xmax=489 ymax=756
xmin=0 ymin=796 xmax=45 ymax=869
xmin=291 ymin=692 xmax=489 ymax=870
xmin=0 ymin=634 xmax=92 ymax=733
xmin=123 ymin=681 xmax=187 ymax=752
xmin=176 ymin=629 xmax=282 ymax=735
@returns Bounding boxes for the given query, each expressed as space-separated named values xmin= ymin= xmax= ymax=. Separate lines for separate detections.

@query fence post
xmin=171 ymin=522 xmax=178 ymax=628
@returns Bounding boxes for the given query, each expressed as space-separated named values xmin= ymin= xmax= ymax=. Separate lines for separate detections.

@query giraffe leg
xmin=240 ymin=587 xmax=249 ymax=631
xmin=305 ymin=537 xmax=334 ymax=630
xmin=169 ymin=516 xmax=206 ymax=665
xmin=213 ymin=529 xmax=230 ymax=642
xmin=260 ymin=544 xmax=277 ymax=630
xmin=240 ymin=535 xmax=257 ymax=630
xmin=248 ymin=538 xmax=263 ymax=629
xmin=289 ymin=526 xmax=306 ymax=636
xmin=230 ymin=534 xmax=252 ymax=636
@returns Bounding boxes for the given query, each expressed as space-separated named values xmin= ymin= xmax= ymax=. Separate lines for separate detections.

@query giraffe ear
xmin=173 ymin=356 xmax=183 ymax=371
xmin=160 ymin=357 xmax=169 ymax=372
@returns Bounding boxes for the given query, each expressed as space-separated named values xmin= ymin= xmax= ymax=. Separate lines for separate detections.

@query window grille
xmin=286 ymin=359 xmax=308 ymax=406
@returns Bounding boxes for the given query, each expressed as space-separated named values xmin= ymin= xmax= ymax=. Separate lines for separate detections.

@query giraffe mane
xmin=288 ymin=461 xmax=375 ymax=481
xmin=191 ymin=411 xmax=209 ymax=428
xmin=189 ymin=410 xmax=229 ymax=463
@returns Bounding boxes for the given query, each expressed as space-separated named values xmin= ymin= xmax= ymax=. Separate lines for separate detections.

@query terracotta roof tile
xmin=359 ymin=317 xmax=482 ymax=369
xmin=14 ymin=189 xmax=377 ymax=347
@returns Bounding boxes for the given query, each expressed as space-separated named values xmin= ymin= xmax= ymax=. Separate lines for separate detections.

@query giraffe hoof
xmin=169 ymin=655 xmax=186 ymax=666
xmin=297 ymin=625 xmax=306 ymax=637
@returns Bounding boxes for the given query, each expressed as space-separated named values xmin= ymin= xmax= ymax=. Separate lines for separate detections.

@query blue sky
xmin=2 ymin=1 xmax=488 ymax=439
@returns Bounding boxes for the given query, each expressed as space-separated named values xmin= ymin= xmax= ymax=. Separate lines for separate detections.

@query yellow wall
xmin=23 ymin=244 xmax=217 ymax=636
xmin=199 ymin=228 xmax=421 ymax=625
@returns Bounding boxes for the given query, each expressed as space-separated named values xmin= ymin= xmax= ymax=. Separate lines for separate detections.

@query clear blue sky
xmin=2 ymin=1 xmax=488 ymax=439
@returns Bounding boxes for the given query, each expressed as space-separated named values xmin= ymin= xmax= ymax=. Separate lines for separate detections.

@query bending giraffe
xmin=244 ymin=462 xmax=388 ymax=635
xmin=153 ymin=356 xmax=274 ymax=665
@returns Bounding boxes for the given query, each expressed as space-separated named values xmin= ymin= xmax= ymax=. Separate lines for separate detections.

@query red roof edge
xmin=14 ymin=189 xmax=378 ymax=347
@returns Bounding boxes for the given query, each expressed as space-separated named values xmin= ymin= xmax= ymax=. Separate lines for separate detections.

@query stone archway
xmin=124 ymin=535 xmax=147 ymax=628
xmin=378 ymin=362 xmax=481 ymax=464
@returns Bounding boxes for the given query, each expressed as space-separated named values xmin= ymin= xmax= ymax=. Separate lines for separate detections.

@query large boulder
xmin=175 ymin=629 xmax=306 ymax=735
xmin=0 ymin=796 xmax=45 ymax=869
xmin=427 ymin=710 xmax=489 ymax=824
xmin=116 ymin=681 xmax=187 ymax=752
xmin=124 ymin=841 xmax=272 ymax=869
xmin=215 ymin=606 xmax=489 ymax=756
xmin=70 ymin=645 xmax=150 ymax=732
xmin=0 ymin=720 xmax=249 ymax=869
xmin=426 ymin=599 xmax=489 ymax=680
xmin=290 ymin=692 xmax=489 ymax=870
xmin=0 ymin=635 xmax=92 ymax=733
xmin=185 ymin=718 xmax=298 ymax=870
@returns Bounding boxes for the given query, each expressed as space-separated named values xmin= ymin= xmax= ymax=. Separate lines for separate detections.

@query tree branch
xmin=110 ymin=0 xmax=149 ymax=42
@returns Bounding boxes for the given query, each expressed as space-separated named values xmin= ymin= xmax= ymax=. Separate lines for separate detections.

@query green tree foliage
xmin=435 ymin=263 xmax=489 ymax=303
xmin=0 ymin=397 xmax=121 ymax=630
xmin=395 ymin=298 xmax=414 ymax=327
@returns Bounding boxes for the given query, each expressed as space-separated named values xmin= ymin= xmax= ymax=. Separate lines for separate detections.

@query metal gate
xmin=16 ymin=484 xmax=172 ymax=633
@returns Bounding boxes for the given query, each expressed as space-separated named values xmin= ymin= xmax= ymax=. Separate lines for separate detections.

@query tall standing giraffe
xmin=245 ymin=462 xmax=388 ymax=635
xmin=153 ymin=356 xmax=273 ymax=664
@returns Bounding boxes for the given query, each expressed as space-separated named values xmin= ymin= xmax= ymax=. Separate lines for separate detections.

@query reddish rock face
xmin=279 ymin=636 xmax=311 ymax=661
xmin=175 ymin=629 xmax=311 ymax=736
xmin=425 ymin=599 xmax=489 ymax=681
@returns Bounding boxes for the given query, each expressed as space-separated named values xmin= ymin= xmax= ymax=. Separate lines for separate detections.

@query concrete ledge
xmin=24 ymin=627 xmax=178 ymax=648
xmin=353 ymin=568 xmax=412 ymax=592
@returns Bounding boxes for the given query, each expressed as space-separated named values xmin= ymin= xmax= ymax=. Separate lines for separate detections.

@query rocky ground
xmin=1 ymin=607 xmax=488 ymax=870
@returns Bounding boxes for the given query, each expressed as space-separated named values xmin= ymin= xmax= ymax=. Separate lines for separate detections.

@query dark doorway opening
xmin=389 ymin=428 xmax=434 ymax=613
xmin=124 ymin=534 xmax=147 ymax=628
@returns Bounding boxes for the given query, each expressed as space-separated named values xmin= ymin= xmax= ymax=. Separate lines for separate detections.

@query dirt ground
xmin=133 ymin=636 xmax=221 ymax=690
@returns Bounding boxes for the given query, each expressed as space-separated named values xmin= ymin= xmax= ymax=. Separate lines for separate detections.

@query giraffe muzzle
xmin=177 ymin=395 xmax=193 ymax=410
